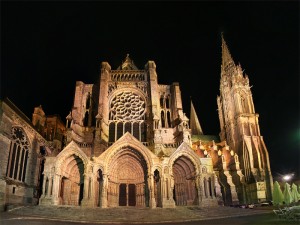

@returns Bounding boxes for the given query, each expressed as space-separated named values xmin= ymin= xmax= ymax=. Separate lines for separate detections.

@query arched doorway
xmin=172 ymin=156 xmax=197 ymax=206
xmin=108 ymin=146 xmax=149 ymax=207
xmin=59 ymin=154 xmax=84 ymax=205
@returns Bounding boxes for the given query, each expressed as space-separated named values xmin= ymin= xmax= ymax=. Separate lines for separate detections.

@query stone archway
xmin=59 ymin=154 xmax=84 ymax=205
xmin=172 ymin=156 xmax=197 ymax=206
xmin=107 ymin=146 xmax=149 ymax=207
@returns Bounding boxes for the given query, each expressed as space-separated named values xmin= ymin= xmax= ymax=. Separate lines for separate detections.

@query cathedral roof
xmin=117 ymin=54 xmax=139 ymax=70
xmin=2 ymin=98 xmax=32 ymax=124
xmin=191 ymin=134 xmax=220 ymax=143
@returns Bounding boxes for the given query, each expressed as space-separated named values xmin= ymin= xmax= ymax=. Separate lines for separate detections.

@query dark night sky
xmin=1 ymin=1 xmax=299 ymax=179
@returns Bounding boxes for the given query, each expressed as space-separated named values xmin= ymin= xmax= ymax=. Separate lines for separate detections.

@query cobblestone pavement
xmin=1 ymin=205 xmax=273 ymax=223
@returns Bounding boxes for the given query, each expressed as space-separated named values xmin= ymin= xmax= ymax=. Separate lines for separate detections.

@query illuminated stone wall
xmin=1 ymin=45 xmax=273 ymax=210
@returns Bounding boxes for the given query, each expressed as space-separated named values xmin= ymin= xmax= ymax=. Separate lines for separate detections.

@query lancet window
xmin=6 ymin=127 xmax=30 ymax=182
xmin=240 ymin=94 xmax=249 ymax=113
xmin=86 ymin=92 xmax=91 ymax=109
xmin=83 ymin=92 xmax=95 ymax=127
xmin=160 ymin=95 xmax=172 ymax=128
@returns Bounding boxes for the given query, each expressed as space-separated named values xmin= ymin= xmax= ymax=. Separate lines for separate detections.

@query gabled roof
xmin=97 ymin=132 xmax=157 ymax=163
xmin=191 ymin=134 xmax=220 ymax=142
xmin=1 ymin=98 xmax=32 ymax=124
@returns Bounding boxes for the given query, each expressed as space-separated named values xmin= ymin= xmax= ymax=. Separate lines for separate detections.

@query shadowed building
xmin=0 ymin=101 xmax=66 ymax=211
xmin=0 ymin=36 xmax=273 ymax=210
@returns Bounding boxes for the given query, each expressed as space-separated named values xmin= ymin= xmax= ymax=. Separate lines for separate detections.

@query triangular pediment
xmin=114 ymin=132 xmax=142 ymax=145
xmin=97 ymin=132 xmax=157 ymax=162
xmin=175 ymin=141 xmax=195 ymax=154
xmin=55 ymin=140 xmax=89 ymax=165
xmin=168 ymin=141 xmax=202 ymax=171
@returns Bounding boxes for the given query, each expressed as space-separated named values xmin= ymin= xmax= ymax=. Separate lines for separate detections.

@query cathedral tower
xmin=217 ymin=35 xmax=273 ymax=203
xmin=95 ymin=54 xmax=191 ymax=155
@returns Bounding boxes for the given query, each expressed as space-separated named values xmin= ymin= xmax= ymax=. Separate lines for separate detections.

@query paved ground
xmin=0 ymin=205 xmax=274 ymax=224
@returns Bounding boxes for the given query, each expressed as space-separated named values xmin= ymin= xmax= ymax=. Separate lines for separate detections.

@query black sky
xmin=1 ymin=1 xmax=299 ymax=179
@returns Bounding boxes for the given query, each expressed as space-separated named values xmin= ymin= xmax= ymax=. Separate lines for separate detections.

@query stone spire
xmin=118 ymin=54 xmax=138 ymax=70
xmin=221 ymin=34 xmax=235 ymax=73
xmin=189 ymin=99 xmax=203 ymax=135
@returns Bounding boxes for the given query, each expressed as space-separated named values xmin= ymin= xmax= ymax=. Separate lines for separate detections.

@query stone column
xmin=148 ymin=174 xmax=156 ymax=208
xmin=40 ymin=173 xmax=55 ymax=205
xmin=39 ymin=174 xmax=48 ymax=205
xmin=100 ymin=174 xmax=108 ymax=208
xmin=210 ymin=176 xmax=215 ymax=198
xmin=213 ymin=172 xmax=223 ymax=205
xmin=81 ymin=174 xmax=93 ymax=207
xmin=52 ymin=174 xmax=61 ymax=205
xmin=91 ymin=175 xmax=96 ymax=206
xmin=196 ymin=175 xmax=202 ymax=205
xmin=170 ymin=176 xmax=174 ymax=200
xmin=205 ymin=178 xmax=210 ymax=198
xmin=161 ymin=175 xmax=176 ymax=208
xmin=49 ymin=177 xmax=53 ymax=196
xmin=142 ymin=183 xmax=145 ymax=206
xmin=224 ymin=171 xmax=239 ymax=204
xmin=84 ymin=174 xmax=89 ymax=199
xmin=41 ymin=175 xmax=47 ymax=198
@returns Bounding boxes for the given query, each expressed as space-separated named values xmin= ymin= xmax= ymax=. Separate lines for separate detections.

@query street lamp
xmin=280 ymin=173 xmax=295 ymax=183
xmin=283 ymin=175 xmax=292 ymax=181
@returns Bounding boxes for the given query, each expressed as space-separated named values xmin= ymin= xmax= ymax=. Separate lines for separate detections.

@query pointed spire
xmin=221 ymin=33 xmax=235 ymax=71
xmin=189 ymin=99 xmax=203 ymax=135
xmin=124 ymin=53 xmax=131 ymax=64
xmin=118 ymin=53 xmax=138 ymax=70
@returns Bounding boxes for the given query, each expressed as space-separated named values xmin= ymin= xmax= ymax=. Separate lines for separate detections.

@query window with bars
xmin=6 ymin=127 xmax=30 ymax=182
xmin=109 ymin=121 xmax=146 ymax=142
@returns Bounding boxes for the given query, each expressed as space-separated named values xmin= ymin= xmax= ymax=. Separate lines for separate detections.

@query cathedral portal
xmin=172 ymin=156 xmax=197 ymax=206
xmin=107 ymin=146 xmax=149 ymax=207
xmin=58 ymin=154 xmax=84 ymax=206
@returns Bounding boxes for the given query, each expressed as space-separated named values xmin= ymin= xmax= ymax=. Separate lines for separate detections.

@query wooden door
xmin=128 ymin=184 xmax=136 ymax=206
xmin=119 ymin=183 xmax=127 ymax=206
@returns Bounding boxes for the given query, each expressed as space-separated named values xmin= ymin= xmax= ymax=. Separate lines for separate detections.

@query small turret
xmin=32 ymin=105 xmax=46 ymax=133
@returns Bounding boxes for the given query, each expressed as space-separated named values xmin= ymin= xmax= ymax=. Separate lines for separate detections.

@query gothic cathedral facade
xmin=0 ymin=36 xmax=273 ymax=210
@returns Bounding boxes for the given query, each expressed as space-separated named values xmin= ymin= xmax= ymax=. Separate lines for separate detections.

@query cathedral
xmin=0 ymin=36 xmax=273 ymax=210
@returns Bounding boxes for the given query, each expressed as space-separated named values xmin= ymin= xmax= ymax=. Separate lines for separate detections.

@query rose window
xmin=110 ymin=91 xmax=145 ymax=120
xmin=12 ymin=127 xmax=29 ymax=149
